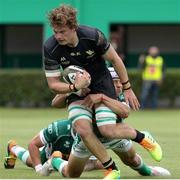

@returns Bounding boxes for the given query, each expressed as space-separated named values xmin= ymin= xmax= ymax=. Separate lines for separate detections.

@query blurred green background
xmin=0 ymin=0 xmax=180 ymax=68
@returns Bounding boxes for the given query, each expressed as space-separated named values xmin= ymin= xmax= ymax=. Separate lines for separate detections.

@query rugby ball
xmin=62 ymin=65 xmax=85 ymax=84
xmin=62 ymin=65 xmax=91 ymax=87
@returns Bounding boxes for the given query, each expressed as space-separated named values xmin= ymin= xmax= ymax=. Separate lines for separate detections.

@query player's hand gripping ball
xmin=62 ymin=65 xmax=91 ymax=93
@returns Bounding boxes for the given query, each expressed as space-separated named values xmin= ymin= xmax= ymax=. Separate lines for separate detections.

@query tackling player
xmin=4 ymin=120 xmax=103 ymax=174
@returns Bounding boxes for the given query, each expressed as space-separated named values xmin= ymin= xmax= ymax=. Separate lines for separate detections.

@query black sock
xmin=133 ymin=130 xmax=145 ymax=143
xmin=102 ymin=158 xmax=118 ymax=170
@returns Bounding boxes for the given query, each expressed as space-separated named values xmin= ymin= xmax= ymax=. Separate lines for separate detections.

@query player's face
xmin=113 ymin=79 xmax=122 ymax=96
xmin=53 ymin=25 xmax=76 ymax=46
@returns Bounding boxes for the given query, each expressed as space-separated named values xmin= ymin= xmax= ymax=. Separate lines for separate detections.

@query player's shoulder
xmin=56 ymin=119 xmax=71 ymax=131
xmin=56 ymin=119 xmax=71 ymax=126
xmin=44 ymin=119 xmax=71 ymax=138
xmin=43 ymin=35 xmax=59 ymax=53
xmin=77 ymin=25 xmax=99 ymax=41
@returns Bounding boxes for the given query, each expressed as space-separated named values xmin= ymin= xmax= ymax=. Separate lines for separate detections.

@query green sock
xmin=17 ymin=150 xmax=26 ymax=160
xmin=52 ymin=157 xmax=65 ymax=171
xmin=17 ymin=150 xmax=29 ymax=164
xmin=11 ymin=146 xmax=29 ymax=164
xmin=137 ymin=163 xmax=152 ymax=176
xmin=131 ymin=154 xmax=152 ymax=176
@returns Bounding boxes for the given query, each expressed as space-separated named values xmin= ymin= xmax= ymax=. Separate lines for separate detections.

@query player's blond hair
xmin=48 ymin=4 xmax=78 ymax=29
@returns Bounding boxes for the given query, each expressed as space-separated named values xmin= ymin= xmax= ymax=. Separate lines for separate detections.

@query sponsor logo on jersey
xmin=70 ymin=52 xmax=81 ymax=56
xmin=60 ymin=57 xmax=70 ymax=65
xmin=86 ymin=50 xmax=95 ymax=58
xmin=64 ymin=141 xmax=71 ymax=148
xmin=60 ymin=57 xmax=66 ymax=61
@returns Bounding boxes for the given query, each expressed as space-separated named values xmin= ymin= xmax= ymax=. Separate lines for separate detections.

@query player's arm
xmin=101 ymin=94 xmax=130 ymax=118
xmin=82 ymin=93 xmax=130 ymax=118
xmin=47 ymin=76 xmax=73 ymax=94
xmin=44 ymin=46 xmax=90 ymax=94
xmin=103 ymin=45 xmax=129 ymax=85
xmin=51 ymin=94 xmax=68 ymax=108
xmin=95 ymin=30 xmax=130 ymax=89
xmin=103 ymin=45 xmax=140 ymax=111
xmin=28 ymin=134 xmax=44 ymax=171
xmin=47 ymin=73 xmax=90 ymax=94
xmin=95 ymin=29 xmax=139 ymax=110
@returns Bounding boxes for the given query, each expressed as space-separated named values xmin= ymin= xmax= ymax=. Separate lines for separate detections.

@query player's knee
xmin=99 ymin=125 xmax=116 ymax=139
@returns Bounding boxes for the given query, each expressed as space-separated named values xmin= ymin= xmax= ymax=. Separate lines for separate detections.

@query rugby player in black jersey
xmin=38 ymin=68 xmax=168 ymax=178
xmin=43 ymin=4 xmax=161 ymax=179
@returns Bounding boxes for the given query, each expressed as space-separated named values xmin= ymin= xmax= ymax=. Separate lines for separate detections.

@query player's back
xmin=43 ymin=119 xmax=74 ymax=154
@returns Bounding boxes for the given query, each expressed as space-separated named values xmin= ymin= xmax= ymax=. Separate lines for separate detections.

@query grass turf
xmin=0 ymin=108 xmax=180 ymax=179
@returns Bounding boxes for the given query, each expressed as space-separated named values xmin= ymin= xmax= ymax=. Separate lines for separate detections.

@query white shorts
xmin=68 ymin=101 xmax=118 ymax=126
xmin=68 ymin=101 xmax=93 ymax=124
xmin=71 ymin=135 xmax=133 ymax=158
xmin=95 ymin=104 xmax=117 ymax=126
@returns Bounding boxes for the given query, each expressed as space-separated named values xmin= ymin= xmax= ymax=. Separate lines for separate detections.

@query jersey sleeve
xmin=95 ymin=29 xmax=110 ymax=55
xmin=43 ymin=46 xmax=61 ymax=77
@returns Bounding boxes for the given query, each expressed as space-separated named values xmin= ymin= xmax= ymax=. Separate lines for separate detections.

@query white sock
xmin=11 ymin=146 xmax=26 ymax=156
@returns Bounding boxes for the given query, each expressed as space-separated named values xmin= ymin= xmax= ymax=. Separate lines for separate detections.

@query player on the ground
xmin=4 ymin=120 xmax=103 ymax=173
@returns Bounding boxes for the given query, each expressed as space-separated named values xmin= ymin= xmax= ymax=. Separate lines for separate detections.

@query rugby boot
xmin=140 ymin=131 xmax=162 ymax=162
xmin=103 ymin=169 xmax=120 ymax=180
xmin=4 ymin=140 xmax=17 ymax=169
xmin=149 ymin=166 xmax=171 ymax=176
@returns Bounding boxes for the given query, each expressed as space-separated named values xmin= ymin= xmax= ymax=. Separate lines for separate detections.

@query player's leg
xmin=67 ymin=153 xmax=89 ymax=177
xmin=95 ymin=104 xmax=162 ymax=161
xmin=112 ymin=139 xmax=152 ymax=176
xmin=41 ymin=134 xmax=120 ymax=179
xmin=113 ymin=139 xmax=170 ymax=176
xmin=84 ymin=156 xmax=103 ymax=171
xmin=68 ymin=100 xmax=119 ymax=171
xmin=70 ymin=131 xmax=120 ymax=179
xmin=4 ymin=140 xmax=32 ymax=169
xmin=41 ymin=151 xmax=89 ymax=177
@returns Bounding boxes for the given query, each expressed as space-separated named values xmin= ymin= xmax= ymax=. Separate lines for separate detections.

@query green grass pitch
xmin=0 ymin=108 xmax=180 ymax=179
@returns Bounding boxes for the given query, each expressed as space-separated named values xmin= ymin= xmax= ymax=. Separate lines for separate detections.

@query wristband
xmin=123 ymin=86 xmax=131 ymax=91
xmin=35 ymin=164 xmax=42 ymax=172
xmin=123 ymin=81 xmax=131 ymax=89
xmin=122 ymin=80 xmax=129 ymax=85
